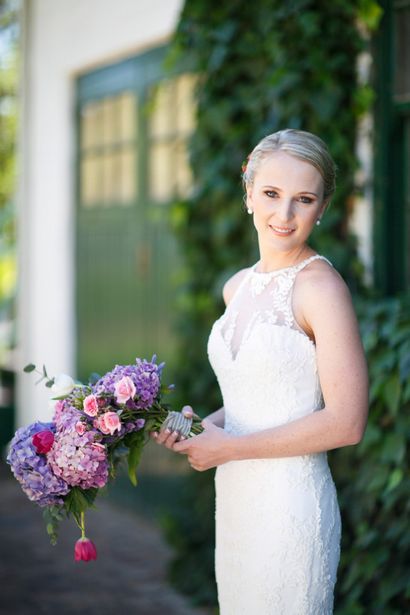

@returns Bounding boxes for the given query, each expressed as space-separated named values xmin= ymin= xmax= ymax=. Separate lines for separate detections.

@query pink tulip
xmin=32 ymin=430 xmax=54 ymax=454
xmin=74 ymin=537 xmax=97 ymax=562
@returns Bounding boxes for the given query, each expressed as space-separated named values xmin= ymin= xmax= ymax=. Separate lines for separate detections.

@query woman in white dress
xmin=152 ymin=129 xmax=368 ymax=614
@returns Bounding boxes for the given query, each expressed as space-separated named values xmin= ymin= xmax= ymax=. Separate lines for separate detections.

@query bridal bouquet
xmin=7 ymin=356 xmax=202 ymax=561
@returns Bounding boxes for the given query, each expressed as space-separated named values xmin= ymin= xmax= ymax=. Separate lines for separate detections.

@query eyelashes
xmin=263 ymin=191 xmax=315 ymax=204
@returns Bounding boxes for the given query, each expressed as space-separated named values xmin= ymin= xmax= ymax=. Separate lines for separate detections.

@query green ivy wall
xmin=163 ymin=1 xmax=409 ymax=612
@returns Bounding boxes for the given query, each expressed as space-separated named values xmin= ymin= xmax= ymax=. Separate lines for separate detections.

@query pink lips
xmin=270 ymin=225 xmax=295 ymax=236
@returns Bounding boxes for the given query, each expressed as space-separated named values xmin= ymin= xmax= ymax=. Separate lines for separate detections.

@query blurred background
xmin=0 ymin=0 xmax=409 ymax=613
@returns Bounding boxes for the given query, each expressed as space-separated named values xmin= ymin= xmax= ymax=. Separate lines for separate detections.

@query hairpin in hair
xmin=241 ymin=154 xmax=250 ymax=174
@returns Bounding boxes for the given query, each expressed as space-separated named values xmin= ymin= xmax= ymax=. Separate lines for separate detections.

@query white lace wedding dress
xmin=207 ymin=254 xmax=341 ymax=615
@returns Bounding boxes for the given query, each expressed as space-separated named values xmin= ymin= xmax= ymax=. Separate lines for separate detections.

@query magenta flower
xmin=32 ymin=430 xmax=54 ymax=454
xmin=74 ymin=537 xmax=97 ymax=562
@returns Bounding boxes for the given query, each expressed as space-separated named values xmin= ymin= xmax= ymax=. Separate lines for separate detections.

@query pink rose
xmin=83 ymin=394 xmax=99 ymax=417
xmin=97 ymin=412 xmax=121 ymax=435
xmin=32 ymin=430 xmax=54 ymax=454
xmin=75 ymin=421 xmax=86 ymax=435
xmin=114 ymin=376 xmax=136 ymax=404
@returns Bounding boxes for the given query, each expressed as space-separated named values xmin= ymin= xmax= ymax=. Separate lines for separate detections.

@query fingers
xmin=152 ymin=428 xmax=188 ymax=452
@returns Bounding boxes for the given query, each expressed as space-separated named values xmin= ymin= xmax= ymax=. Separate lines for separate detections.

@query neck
xmin=256 ymin=244 xmax=314 ymax=273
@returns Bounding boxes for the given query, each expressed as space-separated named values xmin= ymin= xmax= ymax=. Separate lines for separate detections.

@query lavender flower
xmin=48 ymin=428 xmax=108 ymax=490
xmin=7 ymin=422 xmax=69 ymax=507
xmin=92 ymin=356 xmax=162 ymax=409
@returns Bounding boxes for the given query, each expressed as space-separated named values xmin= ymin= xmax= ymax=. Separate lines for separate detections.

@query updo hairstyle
xmin=242 ymin=129 xmax=337 ymax=202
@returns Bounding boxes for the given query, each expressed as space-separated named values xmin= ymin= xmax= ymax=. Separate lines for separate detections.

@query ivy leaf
xmin=382 ymin=374 xmax=401 ymax=416
xmin=385 ymin=468 xmax=403 ymax=494
xmin=23 ymin=364 xmax=36 ymax=372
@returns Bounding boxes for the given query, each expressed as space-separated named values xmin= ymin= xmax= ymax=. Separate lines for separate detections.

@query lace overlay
xmin=207 ymin=255 xmax=341 ymax=615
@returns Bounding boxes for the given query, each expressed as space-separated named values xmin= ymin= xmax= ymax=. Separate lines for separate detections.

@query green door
xmin=76 ymin=48 xmax=195 ymax=382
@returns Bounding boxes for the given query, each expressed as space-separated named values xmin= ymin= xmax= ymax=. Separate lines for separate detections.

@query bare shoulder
xmin=293 ymin=258 xmax=356 ymax=340
xmin=223 ymin=267 xmax=251 ymax=306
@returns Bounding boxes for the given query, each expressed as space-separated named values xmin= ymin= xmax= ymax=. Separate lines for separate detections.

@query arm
xmin=174 ymin=269 xmax=369 ymax=469
xmin=206 ymin=406 xmax=225 ymax=428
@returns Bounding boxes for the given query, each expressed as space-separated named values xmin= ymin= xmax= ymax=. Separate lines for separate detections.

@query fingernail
xmin=165 ymin=428 xmax=171 ymax=435
xmin=152 ymin=432 xmax=158 ymax=438
xmin=173 ymin=431 xmax=179 ymax=437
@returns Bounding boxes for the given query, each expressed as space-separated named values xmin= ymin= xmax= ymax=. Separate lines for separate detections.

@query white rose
xmin=51 ymin=373 xmax=75 ymax=397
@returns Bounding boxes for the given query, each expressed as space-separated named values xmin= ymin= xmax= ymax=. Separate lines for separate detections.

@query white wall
xmin=17 ymin=0 xmax=183 ymax=426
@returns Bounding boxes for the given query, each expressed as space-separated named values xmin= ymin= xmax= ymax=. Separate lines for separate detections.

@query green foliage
xmin=125 ymin=429 xmax=146 ymax=486
xmin=162 ymin=0 xmax=394 ymax=610
xmin=330 ymin=295 xmax=410 ymax=614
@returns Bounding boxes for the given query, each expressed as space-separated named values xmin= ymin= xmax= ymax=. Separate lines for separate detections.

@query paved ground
xmin=0 ymin=462 xmax=214 ymax=615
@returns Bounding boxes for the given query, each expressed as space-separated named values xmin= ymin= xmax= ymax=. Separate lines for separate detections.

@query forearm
xmin=227 ymin=405 xmax=365 ymax=461
xmin=206 ymin=406 xmax=225 ymax=428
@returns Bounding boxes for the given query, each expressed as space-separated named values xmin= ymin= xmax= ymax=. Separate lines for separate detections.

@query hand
xmin=173 ymin=418 xmax=234 ymax=471
xmin=150 ymin=405 xmax=195 ymax=451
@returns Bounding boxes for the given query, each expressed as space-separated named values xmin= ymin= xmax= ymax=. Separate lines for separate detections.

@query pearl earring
xmin=316 ymin=219 xmax=321 ymax=226
xmin=247 ymin=207 xmax=253 ymax=215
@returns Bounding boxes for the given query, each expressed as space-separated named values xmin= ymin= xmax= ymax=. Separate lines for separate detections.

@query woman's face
xmin=247 ymin=151 xmax=327 ymax=254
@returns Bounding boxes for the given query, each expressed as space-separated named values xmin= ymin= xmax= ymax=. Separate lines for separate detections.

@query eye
xmin=298 ymin=195 xmax=314 ymax=204
xmin=264 ymin=190 xmax=279 ymax=198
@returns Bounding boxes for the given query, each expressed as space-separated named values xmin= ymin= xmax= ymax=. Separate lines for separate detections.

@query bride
xmin=152 ymin=129 xmax=368 ymax=614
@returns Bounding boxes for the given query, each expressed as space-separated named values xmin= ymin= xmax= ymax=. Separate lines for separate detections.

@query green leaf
xmin=382 ymin=373 xmax=401 ymax=416
xmin=64 ymin=487 xmax=98 ymax=515
xmin=385 ymin=468 xmax=403 ymax=494
xmin=127 ymin=430 xmax=145 ymax=487
xmin=23 ymin=363 xmax=36 ymax=372
xmin=43 ymin=506 xmax=64 ymax=546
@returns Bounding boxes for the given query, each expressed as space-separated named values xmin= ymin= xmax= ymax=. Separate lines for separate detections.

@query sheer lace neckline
xmin=251 ymin=254 xmax=322 ymax=277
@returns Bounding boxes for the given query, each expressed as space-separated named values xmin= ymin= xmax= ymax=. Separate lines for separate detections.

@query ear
xmin=319 ymin=199 xmax=329 ymax=218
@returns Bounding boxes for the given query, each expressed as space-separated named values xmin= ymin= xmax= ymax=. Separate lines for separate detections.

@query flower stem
xmin=80 ymin=511 xmax=86 ymax=539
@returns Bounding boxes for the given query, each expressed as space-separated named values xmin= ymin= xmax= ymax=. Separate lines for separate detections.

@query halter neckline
xmin=251 ymin=254 xmax=324 ymax=276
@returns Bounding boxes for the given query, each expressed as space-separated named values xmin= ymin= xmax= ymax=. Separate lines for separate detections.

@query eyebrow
xmin=261 ymin=185 xmax=319 ymax=197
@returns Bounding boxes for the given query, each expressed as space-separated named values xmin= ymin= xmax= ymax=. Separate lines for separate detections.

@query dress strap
xmin=292 ymin=254 xmax=332 ymax=274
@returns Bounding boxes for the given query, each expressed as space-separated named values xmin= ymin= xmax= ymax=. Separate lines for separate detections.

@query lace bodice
xmin=220 ymin=254 xmax=330 ymax=360
xmin=208 ymin=254 xmax=332 ymax=436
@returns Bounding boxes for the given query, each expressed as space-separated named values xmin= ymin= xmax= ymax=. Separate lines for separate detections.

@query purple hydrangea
xmin=7 ymin=421 xmax=70 ymax=507
xmin=47 ymin=428 xmax=109 ymax=490
xmin=53 ymin=399 xmax=82 ymax=432
xmin=92 ymin=356 xmax=163 ymax=409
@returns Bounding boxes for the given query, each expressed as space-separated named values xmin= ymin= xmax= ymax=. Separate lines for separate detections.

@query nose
xmin=275 ymin=198 xmax=293 ymax=223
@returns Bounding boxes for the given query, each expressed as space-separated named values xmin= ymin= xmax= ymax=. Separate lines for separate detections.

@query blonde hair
xmin=243 ymin=129 xmax=337 ymax=201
